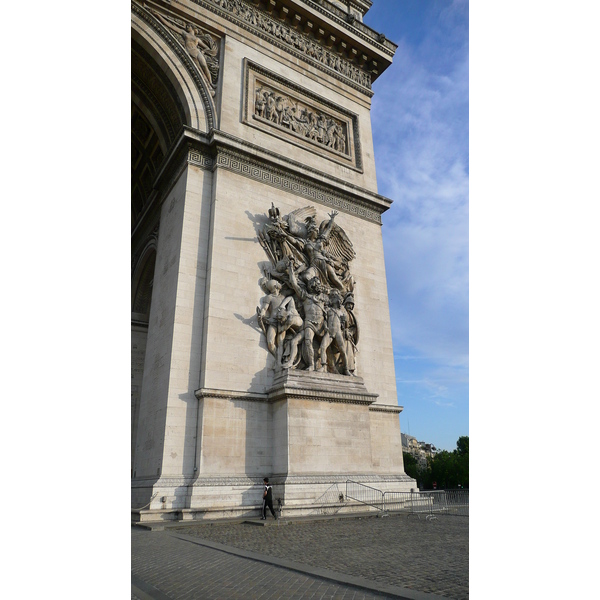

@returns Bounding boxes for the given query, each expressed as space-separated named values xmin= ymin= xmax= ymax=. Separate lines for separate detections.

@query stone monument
xmin=132 ymin=0 xmax=416 ymax=522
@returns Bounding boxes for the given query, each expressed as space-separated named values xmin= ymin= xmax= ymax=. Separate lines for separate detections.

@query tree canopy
xmin=405 ymin=436 xmax=469 ymax=490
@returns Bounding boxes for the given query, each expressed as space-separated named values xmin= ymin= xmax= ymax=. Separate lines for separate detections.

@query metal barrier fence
xmin=345 ymin=480 xmax=384 ymax=513
xmin=345 ymin=481 xmax=468 ymax=518
xmin=383 ymin=490 xmax=469 ymax=517
xmin=308 ymin=483 xmax=346 ymax=516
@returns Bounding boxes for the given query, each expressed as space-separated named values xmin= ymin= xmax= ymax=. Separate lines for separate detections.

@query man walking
xmin=262 ymin=478 xmax=277 ymax=520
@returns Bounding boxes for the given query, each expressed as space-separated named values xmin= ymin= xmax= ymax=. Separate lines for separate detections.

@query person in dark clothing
xmin=262 ymin=478 xmax=277 ymax=520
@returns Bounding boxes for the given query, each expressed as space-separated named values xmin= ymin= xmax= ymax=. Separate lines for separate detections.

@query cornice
xmin=208 ymin=129 xmax=391 ymax=221
xmin=279 ymin=473 xmax=416 ymax=484
xmin=368 ymin=404 xmax=404 ymax=414
xmin=193 ymin=385 xmax=377 ymax=406
xmin=298 ymin=0 xmax=396 ymax=57
xmin=181 ymin=0 xmax=375 ymax=95
xmin=268 ymin=387 xmax=377 ymax=405
xmin=155 ymin=125 xmax=389 ymax=218
xmin=142 ymin=125 xmax=392 ymax=227
xmin=266 ymin=369 xmax=379 ymax=405
xmin=194 ymin=387 xmax=269 ymax=402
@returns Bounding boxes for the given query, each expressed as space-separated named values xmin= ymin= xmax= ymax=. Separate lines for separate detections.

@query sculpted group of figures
xmin=207 ymin=0 xmax=371 ymax=88
xmin=257 ymin=205 xmax=359 ymax=376
xmin=255 ymin=87 xmax=348 ymax=154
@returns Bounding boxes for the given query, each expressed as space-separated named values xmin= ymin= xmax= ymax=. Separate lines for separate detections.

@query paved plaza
xmin=131 ymin=513 xmax=468 ymax=600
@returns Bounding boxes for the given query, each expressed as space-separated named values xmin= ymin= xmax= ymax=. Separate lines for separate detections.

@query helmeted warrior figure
xmin=257 ymin=204 xmax=358 ymax=375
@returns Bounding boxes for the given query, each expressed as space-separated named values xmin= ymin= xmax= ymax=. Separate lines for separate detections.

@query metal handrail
xmin=131 ymin=492 xmax=158 ymax=511
xmin=382 ymin=490 xmax=469 ymax=517
xmin=345 ymin=480 xmax=385 ymax=514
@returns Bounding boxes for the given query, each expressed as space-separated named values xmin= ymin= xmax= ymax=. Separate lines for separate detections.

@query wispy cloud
xmin=372 ymin=3 xmax=469 ymax=369
xmin=432 ymin=400 xmax=455 ymax=408
xmin=365 ymin=2 xmax=469 ymax=449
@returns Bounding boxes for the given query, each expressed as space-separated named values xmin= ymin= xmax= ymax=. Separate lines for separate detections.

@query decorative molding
xmin=152 ymin=139 xmax=192 ymax=205
xmin=187 ymin=147 xmax=214 ymax=169
xmin=152 ymin=142 xmax=213 ymax=208
xmin=132 ymin=1 xmax=218 ymax=130
xmin=191 ymin=475 xmax=265 ymax=487
xmin=143 ymin=126 xmax=391 ymax=226
xmin=266 ymin=370 xmax=378 ymax=404
xmin=368 ymin=404 xmax=404 ymax=414
xmin=300 ymin=0 xmax=396 ymax=56
xmin=132 ymin=473 xmax=415 ymax=488
xmin=194 ymin=387 xmax=269 ymax=402
xmin=188 ymin=0 xmax=373 ymax=95
xmin=193 ymin=385 xmax=376 ymax=406
xmin=243 ymin=59 xmax=362 ymax=171
xmin=206 ymin=129 xmax=390 ymax=216
xmin=276 ymin=473 xmax=415 ymax=484
xmin=269 ymin=388 xmax=376 ymax=405
xmin=214 ymin=145 xmax=383 ymax=223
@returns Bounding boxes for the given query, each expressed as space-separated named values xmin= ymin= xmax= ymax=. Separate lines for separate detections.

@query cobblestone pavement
xmin=175 ymin=515 xmax=468 ymax=600
xmin=132 ymin=514 xmax=467 ymax=600
xmin=133 ymin=526 xmax=415 ymax=599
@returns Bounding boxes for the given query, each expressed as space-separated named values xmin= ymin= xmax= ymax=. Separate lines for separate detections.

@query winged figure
xmin=256 ymin=204 xmax=359 ymax=375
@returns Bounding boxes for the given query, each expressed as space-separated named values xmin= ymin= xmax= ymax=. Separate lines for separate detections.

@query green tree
xmin=455 ymin=436 xmax=469 ymax=488
xmin=456 ymin=436 xmax=469 ymax=456
xmin=423 ymin=436 xmax=469 ymax=489
xmin=402 ymin=452 xmax=420 ymax=481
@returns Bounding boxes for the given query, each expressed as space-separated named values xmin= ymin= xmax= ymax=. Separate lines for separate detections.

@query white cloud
xmin=372 ymin=9 xmax=469 ymax=371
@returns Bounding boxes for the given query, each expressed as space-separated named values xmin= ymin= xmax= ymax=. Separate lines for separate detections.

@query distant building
xmin=401 ymin=434 xmax=438 ymax=468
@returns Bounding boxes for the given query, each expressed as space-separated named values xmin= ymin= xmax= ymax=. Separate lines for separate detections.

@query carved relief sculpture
xmin=205 ymin=0 xmax=371 ymax=90
xmin=257 ymin=204 xmax=358 ymax=375
xmin=152 ymin=10 xmax=220 ymax=95
xmin=254 ymin=84 xmax=349 ymax=156
xmin=243 ymin=61 xmax=362 ymax=171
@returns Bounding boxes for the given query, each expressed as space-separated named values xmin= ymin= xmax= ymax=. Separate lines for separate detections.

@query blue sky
xmin=363 ymin=1 xmax=469 ymax=451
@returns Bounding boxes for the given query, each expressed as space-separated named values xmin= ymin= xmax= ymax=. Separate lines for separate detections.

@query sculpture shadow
xmin=245 ymin=209 xmax=269 ymax=238
xmin=234 ymin=311 xmax=262 ymax=336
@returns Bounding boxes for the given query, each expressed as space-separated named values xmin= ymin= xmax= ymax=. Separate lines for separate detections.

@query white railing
xmin=345 ymin=482 xmax=469 ymax=518
xmin=383 ymin=490 xmax=469 ymax=517
xmin=345 ymin=480 xmax=385 ymax=514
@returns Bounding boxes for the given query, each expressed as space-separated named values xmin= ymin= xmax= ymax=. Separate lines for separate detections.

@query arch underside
xmin=131 ymin=4 xmax=213 ymax=234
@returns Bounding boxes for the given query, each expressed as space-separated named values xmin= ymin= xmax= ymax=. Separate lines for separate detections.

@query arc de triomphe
xmin=132 ymin=0 xmax=415 ymax=522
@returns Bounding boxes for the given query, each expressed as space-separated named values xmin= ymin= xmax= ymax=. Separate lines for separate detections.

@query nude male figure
xmin=257 ymin=279 xmax=302 ymax=367
xmin=282 ymin=264 xmax=328 ymax=371
xmin=154 ymin=13 xmax=216 ymax=94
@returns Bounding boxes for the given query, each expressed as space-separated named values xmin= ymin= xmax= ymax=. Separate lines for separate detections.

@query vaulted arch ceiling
xmin=132 ymin=40 xmax=186 ymax=228
xmin=131 ymin=3 xmax=216 ymax=233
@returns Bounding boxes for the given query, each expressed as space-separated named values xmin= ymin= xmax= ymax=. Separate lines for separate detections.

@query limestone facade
xmin=132 ymin=0 xmax=415 ymax=521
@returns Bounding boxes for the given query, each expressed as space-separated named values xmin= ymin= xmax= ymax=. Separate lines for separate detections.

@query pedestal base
xmin=132 ymin=370 xmax=415 ymax=522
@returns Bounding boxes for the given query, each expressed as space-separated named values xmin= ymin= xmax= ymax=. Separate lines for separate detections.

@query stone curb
xmin=131 ymin=510 xmax=388 ymax=530
xmin=131 ymin=574 xmax=172 ymax=600
xmin=168 ymin=530 xmax=448 ymax=600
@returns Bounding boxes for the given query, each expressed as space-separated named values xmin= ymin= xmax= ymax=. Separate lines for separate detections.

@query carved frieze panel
xmin=243 ymin=60 xmax=362 ymax=171
xmin=190 ymin=0 xmax=373 ymax=93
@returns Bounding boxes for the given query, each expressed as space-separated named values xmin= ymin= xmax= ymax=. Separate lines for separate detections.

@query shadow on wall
xmin=307 ymin=483 xmax=346 ymax=516
xmin=245 ymin=209 xmax=270 ymax=238
xmin=221 ymin=398 xmax=274 ymax=482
